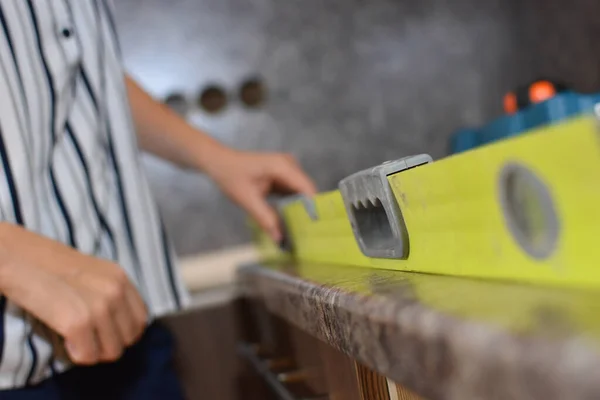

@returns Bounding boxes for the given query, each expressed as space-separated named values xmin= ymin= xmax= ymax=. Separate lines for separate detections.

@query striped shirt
xmin=0 ymin=0 xmax=189 ymax=389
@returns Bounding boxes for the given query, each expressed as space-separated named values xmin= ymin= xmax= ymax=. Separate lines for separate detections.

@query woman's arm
xmin=124 ymin=76 xmax=316 ymax=241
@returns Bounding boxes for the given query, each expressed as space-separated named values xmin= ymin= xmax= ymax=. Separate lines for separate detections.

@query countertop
xmin=238 ymin=262 xmax=600 ymax=400
xmin=179 ymin=244 xmax=258 ymax=292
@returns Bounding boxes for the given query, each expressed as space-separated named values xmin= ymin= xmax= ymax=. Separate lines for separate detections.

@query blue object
xmin=449 ymin=128 xmax=479 ymax=154
xmin=0 ymin=322 xmax=185 ymax=400
xmin=449 ymin=91 xmax=600 ymax=154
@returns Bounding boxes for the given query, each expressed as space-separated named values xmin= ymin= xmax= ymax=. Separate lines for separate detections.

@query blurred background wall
xmin=113 ymin=0 xmax=600 ymax=256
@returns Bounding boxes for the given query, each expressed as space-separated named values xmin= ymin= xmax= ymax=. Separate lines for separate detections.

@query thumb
xmin=242 ymin=192 xmax=281 ymax=242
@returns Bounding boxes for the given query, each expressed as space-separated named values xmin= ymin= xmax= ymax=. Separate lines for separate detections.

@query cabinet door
xmin=385 ymin=378 xmax=425 ymax=400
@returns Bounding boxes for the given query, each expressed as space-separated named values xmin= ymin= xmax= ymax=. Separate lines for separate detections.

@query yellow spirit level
xmin=255 ymin=112 xmax=600 ymax=290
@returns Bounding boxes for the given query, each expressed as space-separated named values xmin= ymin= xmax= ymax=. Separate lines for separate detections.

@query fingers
xmin=269 ymin=154 xmax=317 ymax=196
xmin=240 ymin=187 xmax=282 ymax=242
xmin=0 ymin=227 xmax=149 ymax=367
xmin=93 ymin=299 xmax=124 ymax=362
xmin=97 ymin=270 xmax=147 ymax=359
xmin=232 ymin=153 xmax=316 ymax=242
xmin=59 ymin=298 xmax=100 ymax=365
xmin=123 ymin=287 xmax=148 ymax=343
xmin=68 ymin=268 xmax=147 ymax=364
xmin=0 ymin=262 xmax=101 ymax=364
xmin=64 ymin=327 xmax=99 ymax=366
xmin=113 ymin=305 xmax=136 ymax=347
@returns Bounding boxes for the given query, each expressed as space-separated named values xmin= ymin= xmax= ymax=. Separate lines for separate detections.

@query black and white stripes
xmin=0 ymin=0 xmax=187 ymax=389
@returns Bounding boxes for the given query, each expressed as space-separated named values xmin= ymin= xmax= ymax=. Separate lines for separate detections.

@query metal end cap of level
xmin=273 ymin=194 xmax=318 ymax=252
xmin=338 ymin=154 xmax=432 ymax=259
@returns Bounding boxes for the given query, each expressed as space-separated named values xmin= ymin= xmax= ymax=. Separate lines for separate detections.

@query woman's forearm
xmin=125 ymin=76 xmax=232 ymax=173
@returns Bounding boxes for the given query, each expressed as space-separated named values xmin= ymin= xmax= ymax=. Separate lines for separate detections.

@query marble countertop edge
xmin=238 ymin=264 xmax=600 ymax=400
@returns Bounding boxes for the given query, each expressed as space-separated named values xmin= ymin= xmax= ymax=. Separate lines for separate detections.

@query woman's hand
xmin=205 ymin=148 xmax=317 ymax=242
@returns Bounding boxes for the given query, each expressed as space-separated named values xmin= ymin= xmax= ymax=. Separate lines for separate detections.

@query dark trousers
xmin=0 ymin=322 xmax=185 ymax=400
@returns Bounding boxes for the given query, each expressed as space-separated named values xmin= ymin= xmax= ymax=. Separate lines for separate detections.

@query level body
xmin=257 ymin=115 xmax=600 ymax=290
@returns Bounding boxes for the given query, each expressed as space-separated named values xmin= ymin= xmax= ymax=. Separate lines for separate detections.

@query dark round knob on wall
xmin=239 ymin=77 xmax=266 ymax=108
xmin=198 ymin=84 xmax=228 ymax=114
xmin=164 ymin=92 xmax=188 ymax=117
